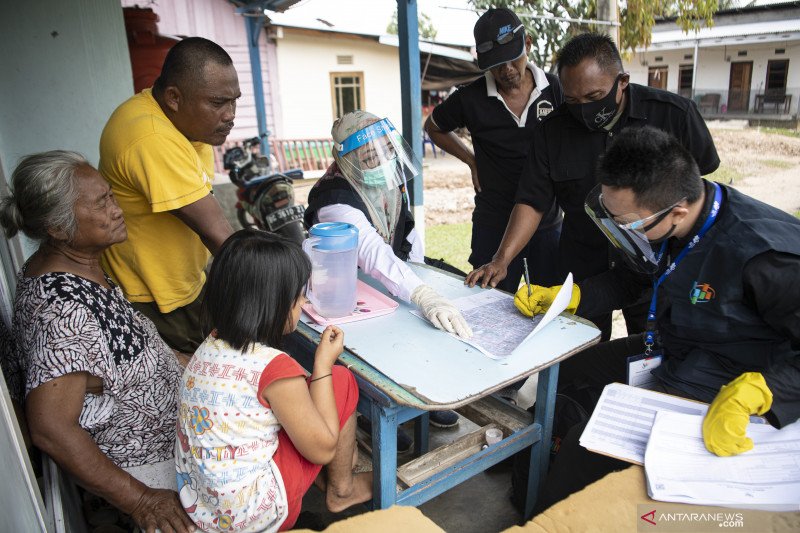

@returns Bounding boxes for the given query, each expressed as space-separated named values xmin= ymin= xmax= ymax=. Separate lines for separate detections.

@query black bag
xmin=510 ymin=392 xmax=591 ymax=513
xmin=423 ymin=256 xmax=468 ymax=277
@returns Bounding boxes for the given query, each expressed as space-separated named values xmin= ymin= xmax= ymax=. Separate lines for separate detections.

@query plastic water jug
xmin=302 ymin=222 xmax=359 ymax=318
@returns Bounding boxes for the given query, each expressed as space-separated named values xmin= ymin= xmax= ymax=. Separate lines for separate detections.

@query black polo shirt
xmin=516 ymin=83 xmax=720 ymax=282
xmin=431 ymin=66 xmax=563 ymax=231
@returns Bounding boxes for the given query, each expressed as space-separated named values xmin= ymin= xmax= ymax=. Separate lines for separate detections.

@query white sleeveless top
xmin=175 ymin=336 xmax=289 ymax=532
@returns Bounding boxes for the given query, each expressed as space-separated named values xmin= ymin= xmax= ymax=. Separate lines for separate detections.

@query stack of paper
xmin=645 ymin=411 xmax=800 ymax=511
xmin=579 ymin=383 xmax=708 ymax=464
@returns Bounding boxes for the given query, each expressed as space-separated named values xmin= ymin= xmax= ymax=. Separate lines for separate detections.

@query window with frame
xmin=766 ymin=59 xmax=789 ymax=91
xmin=330 ymin=72 xmax=364 ymax=119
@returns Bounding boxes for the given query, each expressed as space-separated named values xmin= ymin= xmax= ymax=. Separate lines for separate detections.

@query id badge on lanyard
xmin=626 ymin=350 xmax=663 ymax=389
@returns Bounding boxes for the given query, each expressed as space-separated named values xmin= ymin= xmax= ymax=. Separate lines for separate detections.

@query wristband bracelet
xmin=310 ymin=373 xmax=332 ymax=383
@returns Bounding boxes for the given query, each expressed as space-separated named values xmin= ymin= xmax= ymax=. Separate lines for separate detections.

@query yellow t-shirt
xmin=99 ymin=89 xmax=213 ymax=313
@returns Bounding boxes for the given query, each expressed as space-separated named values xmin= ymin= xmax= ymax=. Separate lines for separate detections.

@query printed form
xmin=579 ymin=383 xmax=708 ymax=464
xmin=414 ymin=273 xmax=574 ymax=359
xmin=645 ymin=411 xmax=800 ymax=511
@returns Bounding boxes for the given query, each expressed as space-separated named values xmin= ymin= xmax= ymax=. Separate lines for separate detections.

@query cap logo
xmin=497 ymin=24 xmax=513 ymax=40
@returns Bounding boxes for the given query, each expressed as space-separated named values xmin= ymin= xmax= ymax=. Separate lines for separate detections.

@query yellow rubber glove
xmin=702 ymin=372 xmax=773 ymax=457
xmin=514 ymin=284 xmax=581 ymax=317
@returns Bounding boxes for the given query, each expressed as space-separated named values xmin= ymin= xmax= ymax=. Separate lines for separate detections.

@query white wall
xmin=0 ymin=0 xmax=134 ymax=259
xmin=626 ymin=40 xmax=800 ymax=112
xmin=0 ymin=1 xmax=133 ymax=170
xmin=0 ymin=2 xmax=134 ymax=526
xmin=274 ymin=30 xmax=403 ymax=139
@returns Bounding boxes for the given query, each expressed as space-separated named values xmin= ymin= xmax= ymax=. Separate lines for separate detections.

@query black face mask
xmin=566 ymin=74 xmax=622 ymax=131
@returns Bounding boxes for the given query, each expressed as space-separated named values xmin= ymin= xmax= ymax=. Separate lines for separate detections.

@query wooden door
xmin=648 ymin=67 xmax=668 ymax=90
xmin=728 ymin=62 xmax=752 ymax=112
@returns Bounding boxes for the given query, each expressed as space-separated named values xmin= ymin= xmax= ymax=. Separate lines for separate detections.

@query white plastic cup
xmin=485 ymin=428 xmax=503 ymax=446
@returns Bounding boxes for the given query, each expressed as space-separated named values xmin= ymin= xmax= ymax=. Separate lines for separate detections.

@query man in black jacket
xmin=515 ymin=126 xmax=800 ymax=509
xmin=467 ymin=33 xmax=720 ymax=341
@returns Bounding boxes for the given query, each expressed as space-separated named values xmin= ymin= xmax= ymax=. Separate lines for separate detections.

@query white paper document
xmin=412 ymin=273 xmax=574 ymax=359
xmin=579 ymin=383 xmax=708 ymax=464
xmin=645 ymin=411 xmax=800 ymax=511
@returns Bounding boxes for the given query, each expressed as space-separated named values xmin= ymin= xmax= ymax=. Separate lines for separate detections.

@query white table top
xmin=300 ymin=264 xmax=601 ymax=407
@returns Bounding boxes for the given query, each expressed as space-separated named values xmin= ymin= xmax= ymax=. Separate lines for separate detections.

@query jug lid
xmin=308 ymin=222 xmax=359 ymax=251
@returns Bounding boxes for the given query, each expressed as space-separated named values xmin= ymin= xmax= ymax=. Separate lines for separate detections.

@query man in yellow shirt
xmin=100 ymin=37 xmax=239 ymax=352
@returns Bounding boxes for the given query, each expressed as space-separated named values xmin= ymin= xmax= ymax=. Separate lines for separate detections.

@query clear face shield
xmin=584 ymin=184 xmax=684 ymax=275
xmin=334 ymin=118 xmax=420 ymax=192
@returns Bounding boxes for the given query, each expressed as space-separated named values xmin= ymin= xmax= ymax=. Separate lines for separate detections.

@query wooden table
xmin=285 ymin=265 xmax=600 ymax=520
xmin=755 ymin=93 xmax=792 ymax=114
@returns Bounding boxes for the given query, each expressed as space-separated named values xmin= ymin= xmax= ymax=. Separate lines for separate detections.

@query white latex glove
xmin=411 ymin=284 xmax=473 ymax=339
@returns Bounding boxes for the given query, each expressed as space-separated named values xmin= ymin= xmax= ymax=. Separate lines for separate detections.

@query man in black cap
xmin=425 ymin=8 xmax=563 ymax=298
xmin=466 ymin=32 xmax=719 ymax=341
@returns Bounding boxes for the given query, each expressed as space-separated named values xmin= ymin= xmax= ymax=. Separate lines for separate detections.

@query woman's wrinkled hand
xmin=130 ymin=487 xmax=196 ymax=533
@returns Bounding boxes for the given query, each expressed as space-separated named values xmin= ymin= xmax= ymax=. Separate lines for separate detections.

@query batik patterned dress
xmin=12 ymin=267 xmax=180 ymax=467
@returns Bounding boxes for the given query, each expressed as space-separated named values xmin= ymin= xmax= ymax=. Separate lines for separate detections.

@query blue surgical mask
xmin=362 ymin=157 xmax=397 ymax=188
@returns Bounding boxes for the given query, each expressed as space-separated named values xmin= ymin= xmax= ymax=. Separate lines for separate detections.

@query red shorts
xmin=266 ymin=364 xmax=359 ymax=530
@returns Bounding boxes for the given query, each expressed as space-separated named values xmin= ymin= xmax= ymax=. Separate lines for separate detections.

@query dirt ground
xmin=422 ymin=126 xmax=800 ymax=227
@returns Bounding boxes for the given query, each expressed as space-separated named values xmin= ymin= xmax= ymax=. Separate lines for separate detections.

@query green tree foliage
xmin=620 ymin=0 xmax=722 ymax=52
xmin=387 ymin=9 xmax=439 ymax=40
xmin=468 ymin=0 xmax=727 ymax=67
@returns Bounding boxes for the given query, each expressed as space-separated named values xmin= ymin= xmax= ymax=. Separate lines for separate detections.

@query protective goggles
xmin=614 ymin=199 xmax=686 ymax=232
xmin=584 ymin=184 xmax=684 ymax=274
xmin=476 ymin=24 xmax=524 ymax=53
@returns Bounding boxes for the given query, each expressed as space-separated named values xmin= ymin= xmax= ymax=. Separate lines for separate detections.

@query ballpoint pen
xmin=523 ymin=257 xmax=532 ymax=298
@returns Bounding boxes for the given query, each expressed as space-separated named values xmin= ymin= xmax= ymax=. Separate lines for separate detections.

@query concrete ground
xmin=292 ymin=376 xmax=541 ymax=532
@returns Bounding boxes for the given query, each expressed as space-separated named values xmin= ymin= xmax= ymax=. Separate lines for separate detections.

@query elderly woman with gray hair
xmin=0 ymin=151 xmax=195 ymax=533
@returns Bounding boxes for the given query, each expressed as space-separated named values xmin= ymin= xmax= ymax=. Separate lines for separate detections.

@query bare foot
xmin=325 ymin=472 xmax=373 ymax=513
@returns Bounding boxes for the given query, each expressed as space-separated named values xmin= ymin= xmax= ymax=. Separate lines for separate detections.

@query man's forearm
xmin=494 ymin=203 xmax=542 ymax=265
xmin=171 ymin=193 xmax=234 ymax=254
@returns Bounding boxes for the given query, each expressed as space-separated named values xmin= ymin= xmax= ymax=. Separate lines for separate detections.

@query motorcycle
xmin=223 ymin=137 xmax=306 ymax=244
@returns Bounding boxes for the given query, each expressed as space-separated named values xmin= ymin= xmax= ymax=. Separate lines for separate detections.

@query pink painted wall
xmin=120 ymin=0 xmax=277 ymax=143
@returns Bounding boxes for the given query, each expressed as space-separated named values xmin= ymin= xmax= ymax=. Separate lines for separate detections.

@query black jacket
xmin=580 ymin=182 xmax=800 ymax=428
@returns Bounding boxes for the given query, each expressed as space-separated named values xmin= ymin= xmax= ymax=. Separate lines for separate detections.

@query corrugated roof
xmin=265 ymin=10 xmax=473 ymax=55
xmin=643 ymin=19 xmax=800 ymax=50
xmin=230 ymin=0 xmax=303 ymax=13
xmin=379 ymin=35 xmax=473 ymax=62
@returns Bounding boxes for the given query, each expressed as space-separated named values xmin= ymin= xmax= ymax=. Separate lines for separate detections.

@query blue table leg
xmin=414 ymin=412 xmax=430 ymax=456
xmin=371 ymin=402 xmax=398 ymax=509
xmin=524 ymin=363 xmax=560 ymax=521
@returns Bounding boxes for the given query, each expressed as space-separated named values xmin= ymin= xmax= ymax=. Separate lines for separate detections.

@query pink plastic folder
xmin=302 ymin=279 xmax=399 ymax=326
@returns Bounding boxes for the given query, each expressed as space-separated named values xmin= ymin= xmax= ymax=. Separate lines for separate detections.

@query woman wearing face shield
xmin=304 ymin=110 xmax=472 ymax=434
